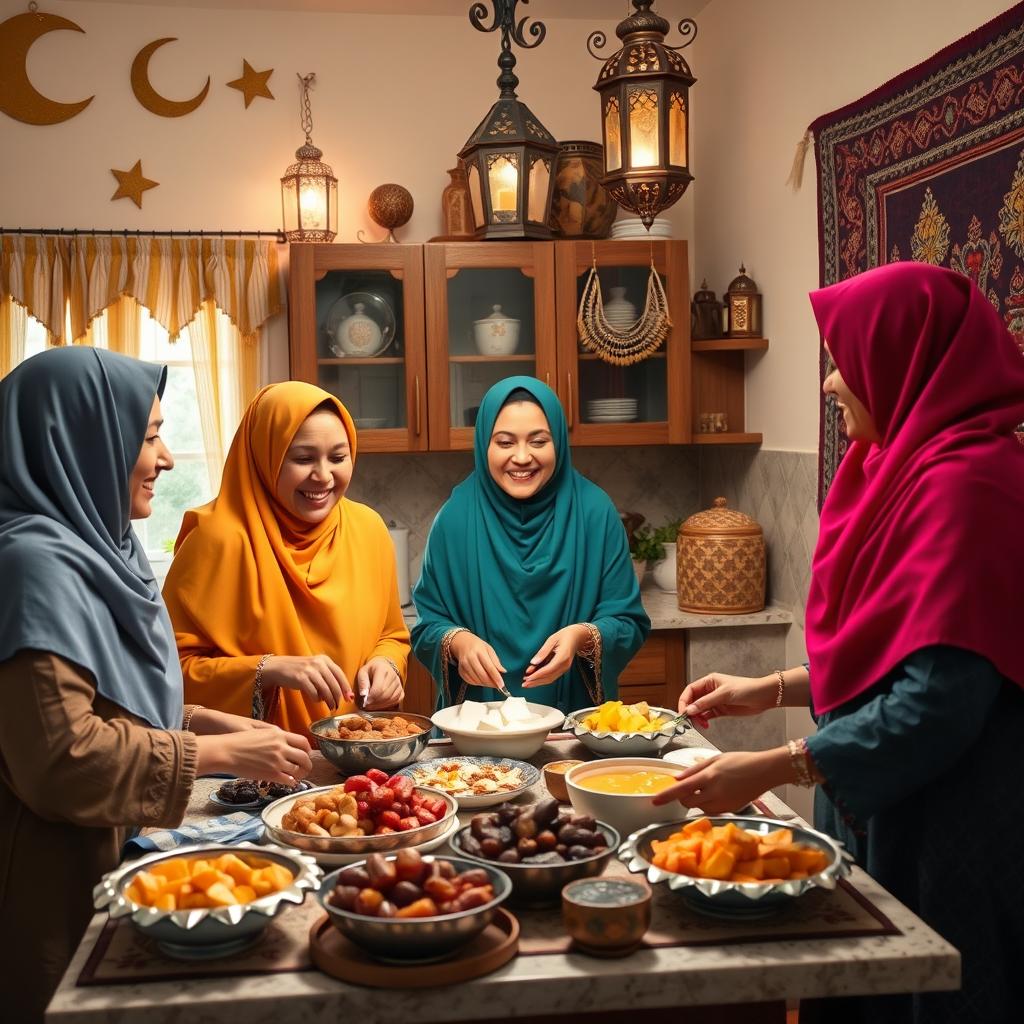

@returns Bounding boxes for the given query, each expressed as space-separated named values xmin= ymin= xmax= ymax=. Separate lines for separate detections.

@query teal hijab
xmin=412 ymin=376 xmax=649 ymax=713
xmin=0 ymin=346 xmax=183 ymax=729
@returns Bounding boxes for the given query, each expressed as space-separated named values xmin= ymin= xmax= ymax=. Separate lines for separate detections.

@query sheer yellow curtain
xmin=0 ymin=296 xmax=27 ymax=378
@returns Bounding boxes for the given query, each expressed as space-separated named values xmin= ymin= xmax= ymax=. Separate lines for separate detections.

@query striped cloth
xmin=122 ymin=812 xmax=264 ymax=861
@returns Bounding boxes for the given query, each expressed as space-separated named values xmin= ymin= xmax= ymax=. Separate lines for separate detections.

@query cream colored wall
xmin=692 ymin=0 xmax=1012 ymax=452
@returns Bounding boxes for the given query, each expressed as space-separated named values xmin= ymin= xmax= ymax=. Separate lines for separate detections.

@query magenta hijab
xmin=806 ymin=262 xmax=1024 ymax=714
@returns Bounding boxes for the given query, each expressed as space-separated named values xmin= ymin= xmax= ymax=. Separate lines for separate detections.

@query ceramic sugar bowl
xmin=473 ymin=305 xmax=520 ymax=356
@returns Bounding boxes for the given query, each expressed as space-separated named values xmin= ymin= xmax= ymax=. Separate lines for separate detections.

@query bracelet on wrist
xmin=774 ymin=668 xmax=785 ymax=707
xmin=787 ymin=737 xmax=815 ymax=787
xmin=252 ymin=653 xmax=273 ymax=721
xmin=181 ymin=704 xmax=202 ymax=731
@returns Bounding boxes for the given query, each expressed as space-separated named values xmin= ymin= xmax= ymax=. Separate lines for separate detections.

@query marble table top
xmin=46 ymin=735 xmax=958 ymax=1023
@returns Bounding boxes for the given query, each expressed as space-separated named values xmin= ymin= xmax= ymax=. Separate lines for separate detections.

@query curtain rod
xmin=0 ymin=227 xmax=287 ymax=243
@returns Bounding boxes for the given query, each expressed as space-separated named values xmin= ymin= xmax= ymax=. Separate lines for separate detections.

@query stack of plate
xmin=585 ymin=398 xmax=639 ymax=423
xmin=610 ymin=218 xmax=673 ymax=239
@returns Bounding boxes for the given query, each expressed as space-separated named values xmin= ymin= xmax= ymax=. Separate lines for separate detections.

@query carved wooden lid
xmin=680 ymin=497 xmax=762 ymax=538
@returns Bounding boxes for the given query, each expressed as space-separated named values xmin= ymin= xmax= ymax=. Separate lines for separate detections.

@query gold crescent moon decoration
xmin=131 ymin=38 xmax=210 ymax=117
xmin=0 ymin=10 xmax=94 ymax=125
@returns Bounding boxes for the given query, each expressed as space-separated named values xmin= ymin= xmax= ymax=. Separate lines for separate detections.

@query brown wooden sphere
xmin=367 ymin=184 xmax=414 ymax=230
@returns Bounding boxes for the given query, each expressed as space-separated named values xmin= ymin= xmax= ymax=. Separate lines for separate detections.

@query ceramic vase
xmin=604 ymin=287 xmax=637 ymax=331
xmin=548 ymin=141 xmax=616 ymax=239
xmin=441 ymin=164 xmax=475 ymax=239
xmin=652 ymin=543 xmax=677 ymax=593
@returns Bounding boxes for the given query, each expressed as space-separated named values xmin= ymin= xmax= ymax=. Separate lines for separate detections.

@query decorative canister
xmin=335 ymin=302 xmax=384 ymax=356
xmin=676 ymin=497 xmax=765 ymax=614
xmin=548 ymin=140 xmax=617 ymax=239
xmin=473 ymin=304 xmax=520 ymax=356
xmin=441 ymin=164 xmax=475 ymax=239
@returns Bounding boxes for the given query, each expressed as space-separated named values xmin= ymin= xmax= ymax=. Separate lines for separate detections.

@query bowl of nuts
xmin=449 ymin=797 xmax=619 ymax=908
xmin=320 ymin=848 xmax=512 ymax=961
xmin=261 ymin=771 xmax=457 ymax=860
xmin=310 ymin=711 xmax=433 ymax=774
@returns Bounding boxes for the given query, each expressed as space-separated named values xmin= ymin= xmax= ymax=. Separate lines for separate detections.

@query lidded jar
xmin=676 ymin=497 xmax=765 ymax=614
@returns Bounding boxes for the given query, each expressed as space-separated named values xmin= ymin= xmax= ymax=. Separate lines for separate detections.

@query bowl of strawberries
xmin=261 ymin=768 xmax=457 ymax=862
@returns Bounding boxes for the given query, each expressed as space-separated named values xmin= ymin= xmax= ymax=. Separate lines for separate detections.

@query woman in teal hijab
xmin=412 ymin=377 xmax=649 ymax=713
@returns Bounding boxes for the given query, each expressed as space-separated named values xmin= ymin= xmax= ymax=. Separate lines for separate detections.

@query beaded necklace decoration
xmin=576 ymin=256 xmax=672 ymax=366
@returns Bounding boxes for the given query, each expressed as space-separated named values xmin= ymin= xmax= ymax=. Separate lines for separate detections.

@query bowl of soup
xmin=565 ymin=757 xmax=686 ymax=838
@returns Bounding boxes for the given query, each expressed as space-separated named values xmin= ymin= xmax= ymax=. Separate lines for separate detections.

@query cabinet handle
xmin=545 ymin=371 xmax=551 ymax=387
xmin=414 ymin=375 xmax=422 ymax=436
xmin=567 ymin=371 xmax=574 ymax=429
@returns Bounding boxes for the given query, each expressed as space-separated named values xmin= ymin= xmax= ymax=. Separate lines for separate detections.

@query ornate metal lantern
xmin=280 ymin=73 xmax=338 ymax=242
xmin=458 ymin=1 xmax=560 ymax=240
xmin=726 ymin=265 xmax=762 ymax=338
xmin=587 ymin=1 xmax=696 ymax=228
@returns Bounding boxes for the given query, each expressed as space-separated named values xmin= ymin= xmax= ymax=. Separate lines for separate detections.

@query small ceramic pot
xmin=562 ymin=877 xmax=651 ymax=957
xmin=473 ymin=305 xmax=520 ymax=356
xmin=651 ymin=543 xmax=677 ymax=593
xmin=543 ymin=759 xmax=583 ymax=804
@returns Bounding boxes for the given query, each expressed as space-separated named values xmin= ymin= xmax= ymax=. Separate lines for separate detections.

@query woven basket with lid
xmin=676 ymin=497 xmax=765 ymax=614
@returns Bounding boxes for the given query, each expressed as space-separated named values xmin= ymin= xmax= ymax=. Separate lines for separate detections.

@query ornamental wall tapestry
xmin=810 ymin=2 xmax=1024 ymax=508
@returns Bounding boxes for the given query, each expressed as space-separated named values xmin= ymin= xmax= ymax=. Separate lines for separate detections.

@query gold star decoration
xmin=226 ymin=60 xmax=274 ymax=108
xmin=110 ymin=160 xmax=159 ymax=208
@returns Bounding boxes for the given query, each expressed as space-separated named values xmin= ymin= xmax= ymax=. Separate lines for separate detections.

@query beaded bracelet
xmin=787 ymin=737 xmax=815 ymax=787
xmin=774 ymin=668 xmax=786 ymax=707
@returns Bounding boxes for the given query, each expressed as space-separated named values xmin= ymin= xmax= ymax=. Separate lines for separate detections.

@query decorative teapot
xmin=333 ymin=302 xmax=390 ymax=357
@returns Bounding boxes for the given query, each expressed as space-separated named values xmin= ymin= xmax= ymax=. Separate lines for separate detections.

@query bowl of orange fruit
xmin=93 ymin=842 xmax=322 ymax=959
xmin=619 ymin=815 xmax=849 ymax=918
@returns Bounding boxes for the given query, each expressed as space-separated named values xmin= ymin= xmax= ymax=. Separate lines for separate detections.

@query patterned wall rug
xmin=809 ymin=2 xmax=1024 ymax=507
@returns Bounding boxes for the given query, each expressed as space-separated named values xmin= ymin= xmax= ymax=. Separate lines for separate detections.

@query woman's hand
xmin=651 ymin=748 xmax=790 ymax=815
xmin=355 ymin=657 xmax=404 ymax=710
xmin=260 ymin=655 xmax=354 ymax=710
xmin=195 ymin=727 xmax=314 ymax=785
xmin=522 ymin=624 xmax=590 ymax=688
xmin=188 ymin=707 xmax=278 ymax=735
xmin=450 ymin=631 xmax=507 ymax=692
xmin=679 ymin=672 xmax=777 ymax=729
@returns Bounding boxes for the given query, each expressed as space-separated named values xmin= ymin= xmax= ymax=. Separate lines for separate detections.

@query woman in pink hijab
xmin=655 ymin=263 xmax=1024 ymax=1023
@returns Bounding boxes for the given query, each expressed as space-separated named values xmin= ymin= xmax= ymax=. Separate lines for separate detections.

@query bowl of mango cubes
xmin=565 ymin=700 xmax=689 ymax=757
xmin=93 ymin=842 xmax=322 ymax=959
xmin=619 ymin=815 xmax=849 ymax=918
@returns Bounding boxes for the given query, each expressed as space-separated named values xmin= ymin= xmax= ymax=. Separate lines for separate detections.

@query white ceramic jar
xmin=651 ymin=542 xmax=677 ymax=593
xmin=473 ymin=304 xmax=520 ymax=356
xmin=335 ymin=302 xmax=384 ymax=356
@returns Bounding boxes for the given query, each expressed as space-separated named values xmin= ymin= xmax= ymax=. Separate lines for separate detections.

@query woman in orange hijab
xmin=162 ymin=382 xmax=410 ymax=735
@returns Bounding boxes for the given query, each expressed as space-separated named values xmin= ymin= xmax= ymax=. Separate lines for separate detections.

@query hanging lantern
xmin=280 ymin=73 xmax=338 ymax=242
xmin=458 ymin=1 xmax=559 ymax=240
xmin=586 ymin=1 xmax=696 ymax=228
xmin=725 ymin=265 xmax=762 ymax=338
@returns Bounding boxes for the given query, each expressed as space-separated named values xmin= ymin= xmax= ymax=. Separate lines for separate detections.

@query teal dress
xmin=411 ymin=377 xmax=650 ymax=714
xmin=802 ymin=645 xmax=1024 ymax=1024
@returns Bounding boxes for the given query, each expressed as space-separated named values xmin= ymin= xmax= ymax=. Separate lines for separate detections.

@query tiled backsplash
xmin=348 ymin=446 xmax=817 ymax=630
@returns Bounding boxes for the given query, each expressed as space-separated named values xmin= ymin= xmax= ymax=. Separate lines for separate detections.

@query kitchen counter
xmin=47 ymin=735 xmax=958 ymax=1024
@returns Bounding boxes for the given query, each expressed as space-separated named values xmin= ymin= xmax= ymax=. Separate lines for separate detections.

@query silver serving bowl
xmin=450 ymin=821 xmax=620 ymax=908
xmin=310 ymin=711 xmax=433 ymax=773
xmin=619 ymin=815 xmax=851 ymax=918
xmin=319 ymin=855 xmax=512 ymax=961
xmin=94 ymin=842 xmax=321 ymax=960
xmin=262 ymin=784 xmax=458 ymax=856
xmin=564 ymin=705 xmax=689 ymax=758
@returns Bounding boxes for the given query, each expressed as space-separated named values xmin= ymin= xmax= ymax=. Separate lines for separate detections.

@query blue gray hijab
xmin=0 ymin=346 xmax=183 ymax=728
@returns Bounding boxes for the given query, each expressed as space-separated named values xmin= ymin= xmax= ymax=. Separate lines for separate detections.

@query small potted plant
xmin=628 ymin=527 xmax=663 ymax=586
xmin=651 ymin=519 xmax=682 ymax=593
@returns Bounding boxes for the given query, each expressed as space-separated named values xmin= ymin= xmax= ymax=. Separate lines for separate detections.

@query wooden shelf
xmin=448 ymin=354 xmax=536 ymax=363
xmin=693 ymin=432 xmax=763 ymax=445
xmin=692 ymin=338 xmax=769 ymax=352
xmin=317 ymin=357 xmax=404 ymax=366
xmin=577 ymin=351 xmax=666 ymax=361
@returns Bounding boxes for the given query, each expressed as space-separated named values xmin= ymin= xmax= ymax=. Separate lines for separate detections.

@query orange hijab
xmin=162 ymin=381 xmax=409 ymax=734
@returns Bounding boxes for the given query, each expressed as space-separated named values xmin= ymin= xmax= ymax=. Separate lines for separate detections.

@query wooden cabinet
xmin=288 ymin=240 xmax=761 ymax=451
xmin=401 ymin=631 xmax=685 ymax=717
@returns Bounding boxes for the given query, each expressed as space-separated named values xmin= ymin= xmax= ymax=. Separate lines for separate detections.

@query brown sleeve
xmin=0 ymin=650 xmax=197 ymax=829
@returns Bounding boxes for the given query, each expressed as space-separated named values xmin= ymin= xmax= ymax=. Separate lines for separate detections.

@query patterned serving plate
xmin=208 ymin=779 xmax=312 ymax=811
xmin=398 ymin=756 xmax=540 ymax=808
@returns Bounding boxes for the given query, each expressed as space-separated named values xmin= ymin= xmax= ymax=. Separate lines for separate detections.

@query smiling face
xmin=275 ymin=407 xmax=352 ymax=524
xmin=822 ymin=343 xmax=881 ymax=444
xmin=487 ymin=400 xmax=556 ymax=499
xmin=129 ymin=397 xmax=174 ymax=519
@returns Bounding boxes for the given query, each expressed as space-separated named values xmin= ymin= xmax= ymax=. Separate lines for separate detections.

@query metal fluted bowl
xmin=310 ymin=711 xmax=433 ymax=773
xmin=319 ymin=856 xmax=512 ymax=962
xmin=450 ymin=822 xmax=620 ymax=908
xmin=564 ymin=705 xmax=690 ymax=757
xmin=261 ymin=784 xmax=458 ymax=857
xmin=94 ymin=843 xmax=322 ymax=960
xmin=619 ymin=815 xmax=851 ymax=918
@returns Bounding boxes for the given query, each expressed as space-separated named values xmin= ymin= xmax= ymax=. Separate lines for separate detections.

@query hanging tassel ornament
xmin=785 ymin=129 xmax=814 ymax=192
xmin=576 ymin=257 xmax=673 ymax=366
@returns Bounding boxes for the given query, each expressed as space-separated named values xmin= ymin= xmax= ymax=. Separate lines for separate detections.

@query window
xmin=22 ymin=311 xmax=212 ymax=559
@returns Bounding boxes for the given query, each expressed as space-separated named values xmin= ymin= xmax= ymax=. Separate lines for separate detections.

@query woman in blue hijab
xmin=412 ymin=377 xmax=649 ymax=713
xmin=0 ymin=347 xmax=312 ymax=1022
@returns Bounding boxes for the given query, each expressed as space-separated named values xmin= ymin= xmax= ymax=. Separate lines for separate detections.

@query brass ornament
xmin=357 ymin=184 xmax=414 ymax=244
xmin=110 ymin=160 xmax=159 ymax=208
xmin=131 ymin=38 xmax=210 ymax=117
xmin=576 ymin=258 xmax=672 ymax=365
xmin=226 ymin=60 xmax=274 ymax=108
xmin=0 ymin=6 xmax=94 ymax=125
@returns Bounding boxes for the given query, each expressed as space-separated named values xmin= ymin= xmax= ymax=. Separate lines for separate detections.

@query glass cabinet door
xmin=288 ymin=245 xmax=427 ymax=452
xmin=555 ymin=240 xmax=690 ymax=444
xmin=424 ymin=243 xmax=556 ymax=450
